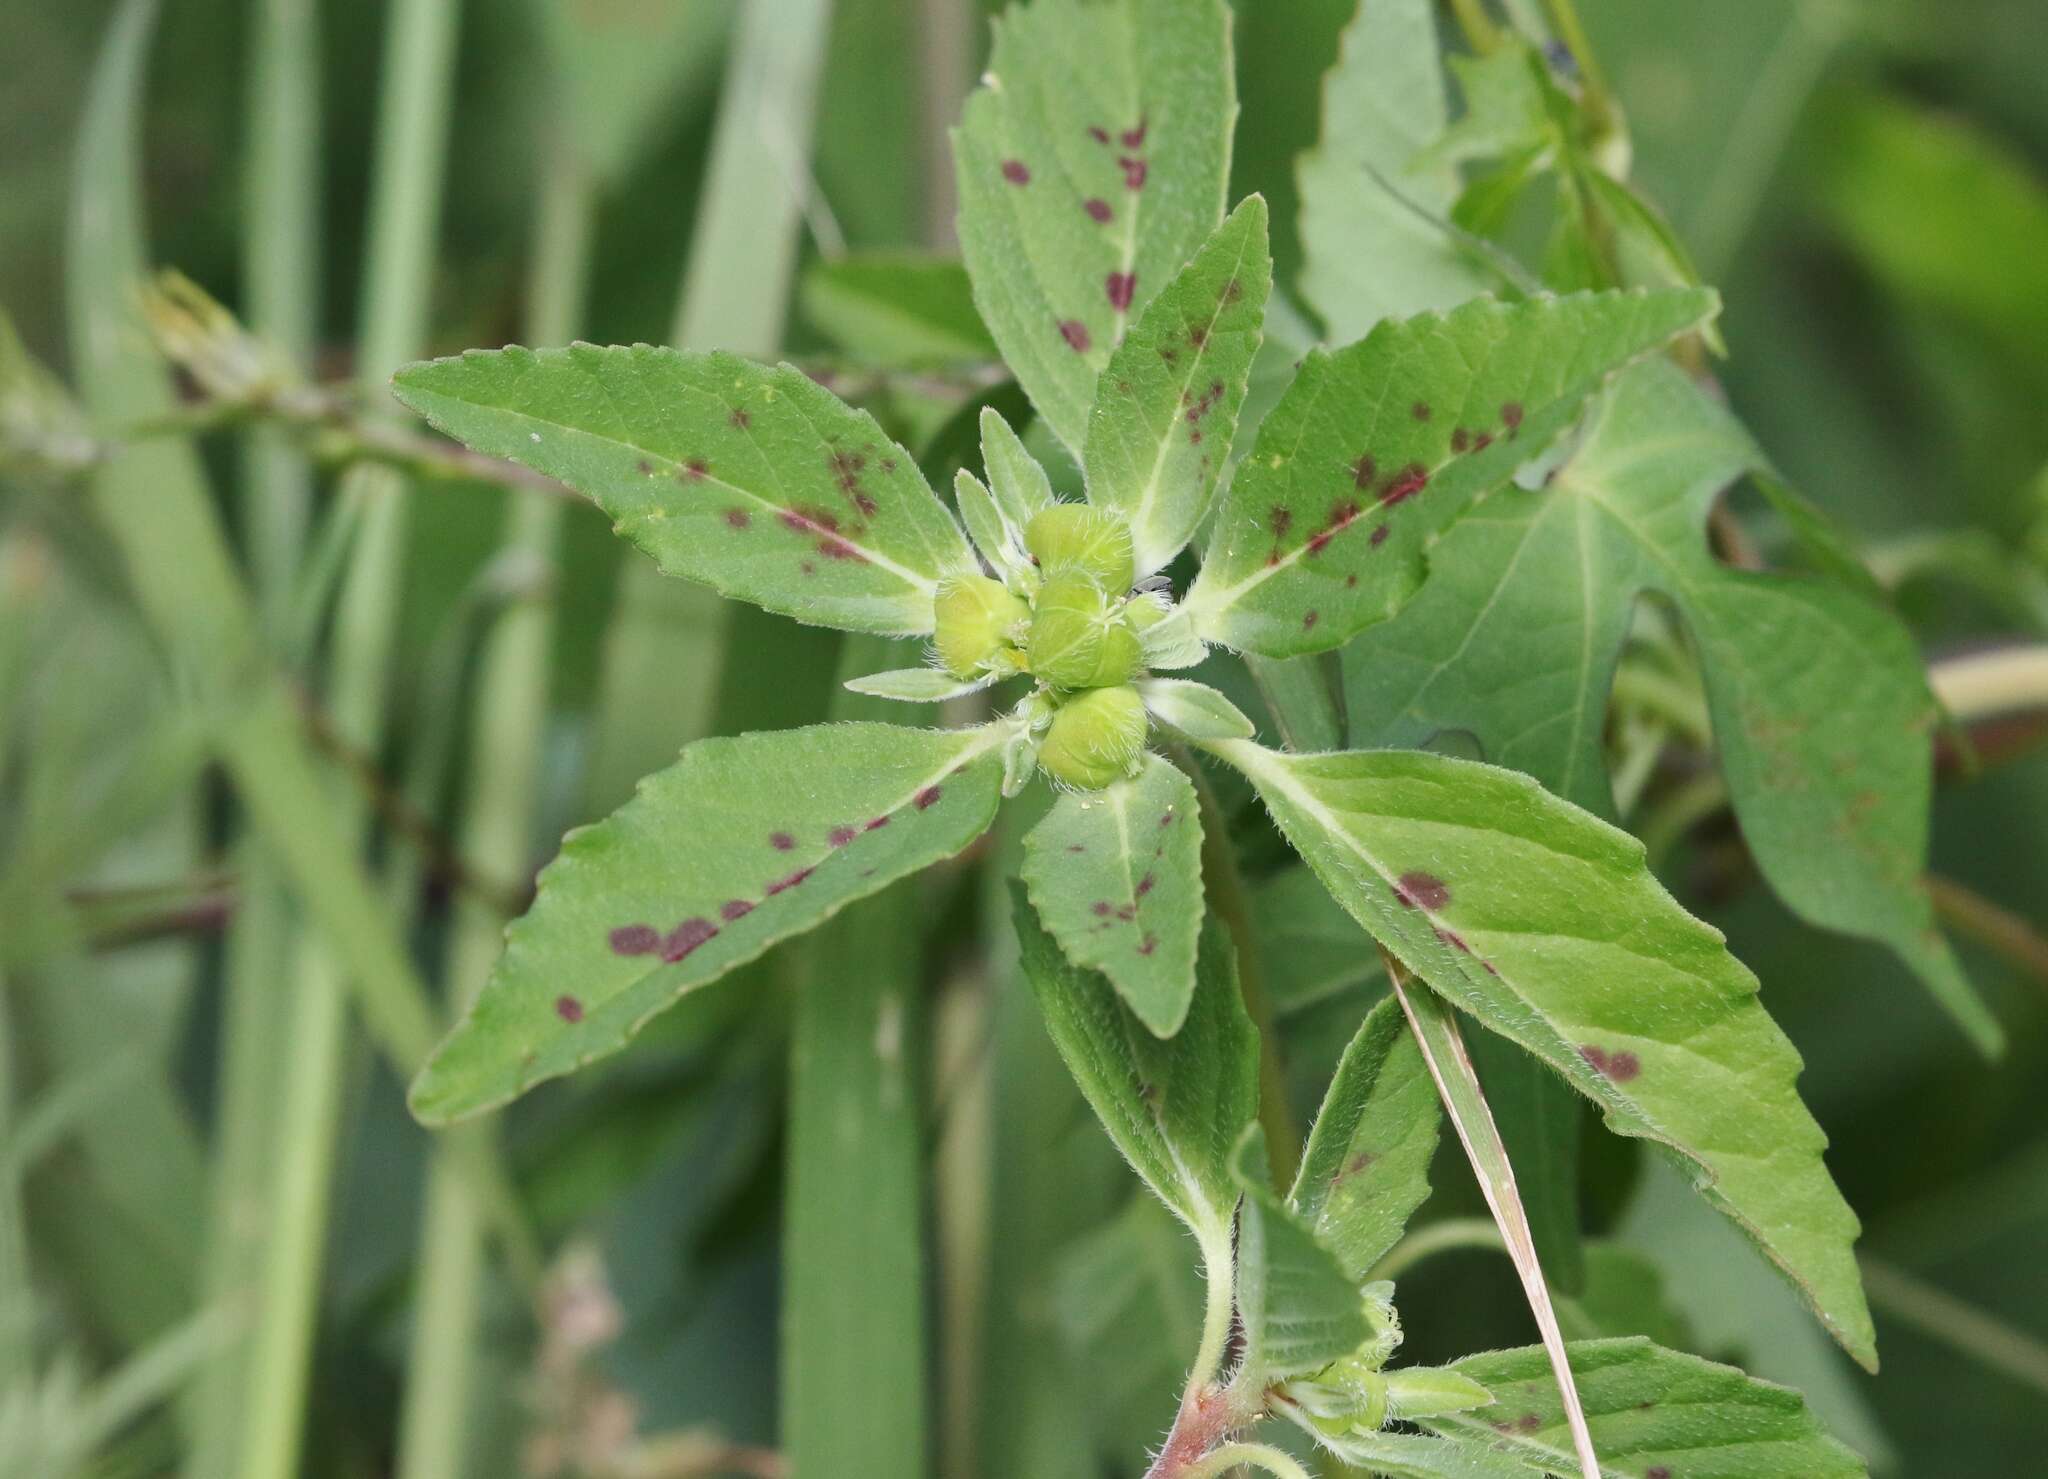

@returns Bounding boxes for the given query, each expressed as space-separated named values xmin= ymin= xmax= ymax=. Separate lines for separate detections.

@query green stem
xmin=1859 ymin=1257 xmax=2048 ymax=1397
xmin=237 ymin=2 xmax=462 ymax=1476
xmin=191 ymin=0 xmax=320 ymax=1465
xmin=1445 ymin=0 xmax=1502 ymax=54
xmin=393 ymin=125 xmax=592 ymax=1479
xmin=1179 ymin=745 xmax=1300 ymax=1189
xmin=1925 ymin=874 xmax=2048 ymax=995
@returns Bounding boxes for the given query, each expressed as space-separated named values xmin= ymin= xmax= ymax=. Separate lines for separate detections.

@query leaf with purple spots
xmin=1426 ymin=1338 xmax=1867 ymax=1477
xmin=1021 ymin=754 xmax=1204 ymax=1035
xmin=391 ymin=344 xmax=977 ymax=636
xmin=1344 ymin=360 xmax=2000 ymax=1054
xmin=1011 ymin=879 xmax=1257 ymax=1250
xmin=1182 ymin=288 xmax=1718 ymax=659
xmin=409 ymin=723 xmax=1005 ymax=1122
xmin=954 ymin=0 xmax=1234 ymax=455
xmin=1289 ymin=995 xmax=1440 ymax=1281
xmin=1206 ymin=738 xmax=1878 ymax=1370
xmin=1083 ymin=195 xmax=1271 ymax=575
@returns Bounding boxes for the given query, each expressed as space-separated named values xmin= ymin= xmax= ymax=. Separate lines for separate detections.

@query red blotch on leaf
xmin=681 ymin=458 xmax=710 ymax=481
xmin=1138 ymin=934 xmax=1158 ymax=956
xmin=829 ymin=825 xmax=857 ymax=847
xmin=663 ymin=918 xmax=719 ymax=961
xmin=1083 ymin=197 xmax=1113 ymax=224
xmin=1394 ymin=871 xmax=1451 ymax=910
xmin=1379 ymin=463 xmax=1429 ymax=506
xmin=1106 ymin=271 xmax=1137 ymax=311
xmin=1087 ymin=125 xmax=1110 ymax=145
xmin=1120 ymin=157 xmax=1148 ymax=191
xmin=1120 ymin=118 xmax=1148 ymax=148
xmin=1136 ymin=873 xmax=1156 ymax=897
xmin=1369 ymin=523 xmax=1391 ymax=548
xmin=770 ymin=832 xmax=797 ymax=851
xmin=1303 ymin=609 xmax=1320 ymax=630
xmin=1580 ymin=1045 xmax=1642 ymax=1082
xmin=555 ymin=995 xmax=585 ymax=1023
xmin=1059 ymin=320 xmax=1092 ymax=353
xmin=915 ymin=785 xmax=943 ymax=810
xmin=1001 ymin=158 xmax=1031 ymax=185
xmin=1451 ymin=428 xmax=1472 ymax=454
xmin=1351 ymin=454 xmax=1378 ymax=490
xmin=1502 ymin=401 xmax=1524 ymax=434
xmin=767 ymin=866 xmax=815 ymax=897
xmin=865 ymin=816 xmax=891 ymax=832
xmin=729 ymin=408 xmax=751 ymax=430
xmin=1411 ymin=401 xmax=1432 ymax=421
xmin=609 ymin=924 xmax=661 ymax=956
xmin=725 ymin=508 xmax=750 ymax=530
xmin=720 ymin=899 xmax=755 ymax=922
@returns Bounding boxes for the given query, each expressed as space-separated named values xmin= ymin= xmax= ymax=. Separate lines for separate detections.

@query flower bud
xmin=1028 ymin=574 xmax=1141 ymax=690
xmin=1037 ymin=684 xmax=1147 ymax=789
xmin=933 ymin=574 xmax=1029 ymax=678
xmin=1024 ymin=504 xmax=1135 ymax=591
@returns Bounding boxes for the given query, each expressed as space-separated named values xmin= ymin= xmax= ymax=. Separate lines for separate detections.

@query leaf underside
xmin=392 ymin=343 xmax=977 ymax=636
xmin=1021 ymin=754 xmax=1206 ymax=1036
xmin=412 ymin=724 xmax=1004 ymax=1121
xmin=1213 ymin=738 xmax=1878 ymax=1370
xmin=1185 ymin=288 xmax=1717 ymax=659
xmin=1344 ymin=360 xmax=1999 ymax=1052
xmin=954 ymin=0 xmax=1235 ymax=456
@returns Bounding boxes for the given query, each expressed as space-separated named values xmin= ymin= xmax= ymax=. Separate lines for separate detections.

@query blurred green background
xmin=1 ymin=1 xmax=2045 ymax=1475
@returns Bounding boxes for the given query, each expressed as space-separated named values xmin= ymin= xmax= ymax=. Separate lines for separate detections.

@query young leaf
xmin=1183 ymin=289 xmax=1717 ymax=659
xmin=1083 ymin=195 xmax=1272 ymax=575
xmin=1135 ymin=678 xmax=1255 ymax=742
xmin=979 ymin=406 xmax=1056 ymax=530
xmin=1297 ymin=0 xmax=1502 ymax=342
xmin=844 ymin=667 xmax=996 ymax=703
xmin=1288 ymin=995 xmax=1440 ymax=1280
xmin=1384 ymin=1367 xmax=1497 ymax=1421
xmin=954 ymin=0 xmax=1235 ymax=455
xmin=1309 ymin=1429 xmax=1527 ymax=1479
xmin=1011 ymin=880 xmax=1256 ymax=1245
xmin=1232 ymin=1126 xmax=1370 ymax=1382
xmin=391 ymin=344 xmax=978 ymax=635
xmin=953 ymin=469 xmax=1034 ymax=589
xmin=411 ymin=724 xmax=1005 ymax=1121
xmin=1428 ymin=1338 xmax=1868 ymax=1478
xmin=1204 ymin=737 xmax=1878 ymax=1370
xmin=1020 ymin=755 xmax=1204 ymax=1036
xmin=1343 ymin=361 xmax=2001 ymax=1052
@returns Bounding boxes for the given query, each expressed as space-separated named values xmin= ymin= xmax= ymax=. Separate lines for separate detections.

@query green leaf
xmin=1296 ymin=0 xmax=1502 ymax=342
xmin=954 ymin=0 xmax=1235 ymax=455
xmin=1205 ymin=737 xmax=1878 ymax=1370
xmin=1342 ymin=361 xmax=2001 ymax=1052
xmin=1011 ymin=880 xmax=1257 ymax=1245
xmin=1310 ymin=1430 xmax=1528 ymax=1479
xmin=844 ymin=667 xmax=995 ymax=702
xmin=1385 ymin=1367 xmax=1498 ymax=1421
xmin=411 ymin=723 xmax=1005 ymax=1121
xmin=1182 ymin=289 xmax=1717 ymax=658
xmin=1020 ymin=755 xmax=1205 ymax=1036
xmin=1135 ymin=678 xmax=1255 ymax=742
xmin=979 ymin=406 xmax=1057 ymax=528
xmin=1252 ymin=865 xmax=1386 ymax=1015
xmin=392 ymin=344 xmax=978 ymax=635
xmin=1288 ymin=995 xmax=1440 ymax=1281
xmin=801 ymin=254 xmax=1000 ymax=365
xmin=1429 ymin=1338 xmax=1868 ymax=1478
xmin=953 ymin=469 xmax=1033 ymax=589
xmin=1232 ymin=1125 xmax=1370 ymax=1382
xmin=1083 ymin=195 xmax=1272 ymax=574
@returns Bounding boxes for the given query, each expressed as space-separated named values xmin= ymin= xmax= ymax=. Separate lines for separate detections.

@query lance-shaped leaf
xmin=1083 ymin=195 xmax=1272 ymax=575
xmin=392 ymin=345 xmax=978 ymax=635
xmin=1297 ymin=0 xmax=1503 ymax=343
xmin=979 ymin=406 xmax=1056 ymax=528
xmin=1343 ymin=361 xmax=2000 ymax=1053
xmin=1021 ymin=754 xmax=1205 ymax=1035
xmin=1427 ymin=1338 xmax=1868 ymax=1478
xmin=1182 ymin=289 xmax=1716 ymax=659
xmin=1135 ymin=678 xmax=1255 ymax=742
xmin=954 ymin=0 xmax=1234 ymax=455
xmin=1203 ymin=737 xmax=1878 ymax=1370
xmin=411 ymin=724 xmax=1005 ymax=1121
xmin=1289 ymin=995 xmax=1440 ymax=1280
xmin=1011 ymin=881 xmax=1256 ymax=1247
xmin=1233 ymin=1125 xmax=1369 ymax=1382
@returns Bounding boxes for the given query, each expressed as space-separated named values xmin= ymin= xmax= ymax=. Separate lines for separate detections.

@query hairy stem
xmin=1185 ymin=1444 xmax=1315 ymax=1479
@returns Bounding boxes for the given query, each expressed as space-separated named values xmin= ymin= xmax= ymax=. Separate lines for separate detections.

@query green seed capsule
xmin=1024 ymin=504 xmax=1135 ymax=591
xmin=1037 ymin=684 xmax=1148 ymax=789
xmin=1028 ymin=574 xmax=1141 ymax=690
xmin=933 ymin=574 xmax=1029 ymax=678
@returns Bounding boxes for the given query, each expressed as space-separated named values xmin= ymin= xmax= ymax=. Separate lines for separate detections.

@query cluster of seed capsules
xmin=931 ymin=503 xmax=1163 ymax=789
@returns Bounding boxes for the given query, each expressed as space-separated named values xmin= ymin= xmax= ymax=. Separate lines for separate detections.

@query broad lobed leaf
xmin=1184 ymin=289 xmax=1717 ymax=659
xmin=1021 ymin=754 xmax=1205 ymax=1036
xmin=1083 ymin=195 xmax=1272 ymax=574
xmin=1344 ymin=360 xmax=1999 ymax=1051
xmin=954 ymin=0 xmax=1235 ymax=455
xmin=1011 ymin=881 xmax=1256 ymax=1246
xmin=392 ymin=344 xmax=977 ymax=636
xmin=1289 ymin=995 xmax=1441 ymax=1281
xmin=1207 ymin=738 xmax=1877 ymax=1370
xmin=411 ymin=723 xmax=1005 ymax=1121
xmin=1430 ymin=1337 xmax=1868 ymax=1477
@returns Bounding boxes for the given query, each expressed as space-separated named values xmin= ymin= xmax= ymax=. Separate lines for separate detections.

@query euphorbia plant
xmin=382 ymin=0 xmax=1986 ymax=1473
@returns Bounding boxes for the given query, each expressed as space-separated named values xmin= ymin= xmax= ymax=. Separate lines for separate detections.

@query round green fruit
xmin=932 ymin=574 xmax=1028 ymax=678
xmin=1024 ymin=504 xmax=1135 ymax=591
xmin=1027 ymin=574 xmax=1141 ymax=690
xmin=1037 ymin=684 xmax=1147 ymax=789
